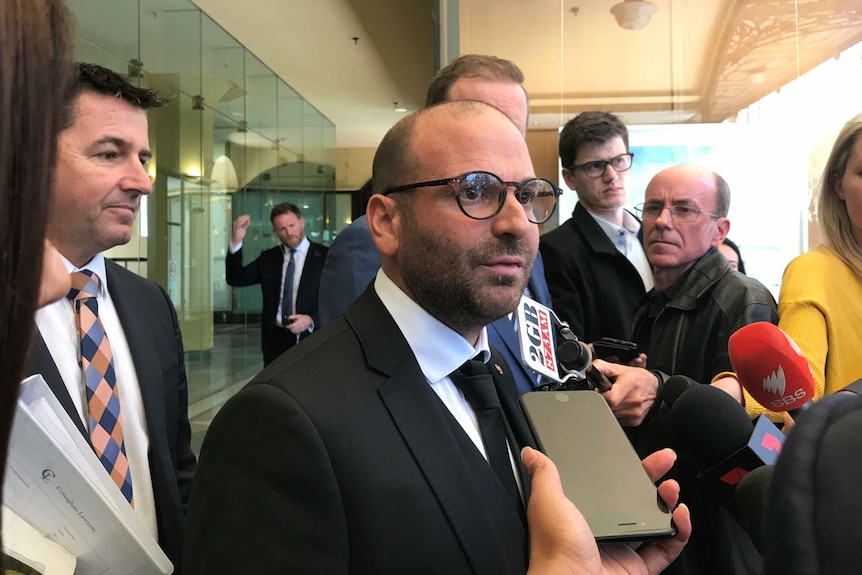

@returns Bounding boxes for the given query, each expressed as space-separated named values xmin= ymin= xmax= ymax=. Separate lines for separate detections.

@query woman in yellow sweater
xmin=779 ymin=114 xmax=862 ymax=399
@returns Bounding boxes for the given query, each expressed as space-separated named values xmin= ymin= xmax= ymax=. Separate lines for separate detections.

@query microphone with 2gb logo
xmin=515 ymin=295 xmax=613 ymax=391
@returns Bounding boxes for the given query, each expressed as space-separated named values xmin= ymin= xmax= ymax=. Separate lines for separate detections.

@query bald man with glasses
xmin=625 ymin=164 xmax=777 ymax=575
xmin=184 ymin=100 xmax=690 ymax=575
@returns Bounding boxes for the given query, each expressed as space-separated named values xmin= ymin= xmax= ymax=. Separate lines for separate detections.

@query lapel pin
xmin=494 ymin=364 xmax=504 ymax=375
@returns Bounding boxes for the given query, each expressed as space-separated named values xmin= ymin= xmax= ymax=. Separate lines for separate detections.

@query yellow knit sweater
xmin=743 ymin=246 xmax=862 ymax=418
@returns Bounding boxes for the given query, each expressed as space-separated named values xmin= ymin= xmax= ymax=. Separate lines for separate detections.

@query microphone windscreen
xmin=734 ymin=465 xmax=773 ymax=552
xmin=729 ymin=322 xmax=815 ymax=412
xmin=670 ymin=384 xmax=754 ymax=464
xmin=662 ymin=374 xmax=700 ymax=408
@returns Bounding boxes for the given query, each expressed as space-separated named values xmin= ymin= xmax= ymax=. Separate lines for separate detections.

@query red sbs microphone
xmin=728 ymin=322 xmax=815 ymax=413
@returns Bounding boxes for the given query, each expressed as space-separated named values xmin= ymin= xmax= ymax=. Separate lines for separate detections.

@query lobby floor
xmin=186 ymin=324 xmax=263 ymax=456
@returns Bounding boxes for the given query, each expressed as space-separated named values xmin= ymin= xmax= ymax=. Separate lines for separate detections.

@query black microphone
xmin=670 ymin=385 xmax=784 ymax=502
xmin=660 ymin=374 xmax=700 ymax=409
xmin=555 ymin=326 xmax=613 ymax=392
xmin=516 ymin=296 xmax=612 ymax=391
xmin=734 ymin=464 xmax=773 ymax=552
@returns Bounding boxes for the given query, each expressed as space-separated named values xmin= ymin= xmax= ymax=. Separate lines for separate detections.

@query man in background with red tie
xmin=226 ymin=203 xmax=329 ymax=366
xmin=27 ymin=63 xmax=196 ymax=572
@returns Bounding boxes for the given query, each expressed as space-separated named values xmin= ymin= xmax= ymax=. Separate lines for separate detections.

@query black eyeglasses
xmin=634 ymin=203 xmax=720 ymax=223
xmin=383 ymin=171 xmax=561 ymax=224
xmin=570 ymin=153 xmax=634 ymax=178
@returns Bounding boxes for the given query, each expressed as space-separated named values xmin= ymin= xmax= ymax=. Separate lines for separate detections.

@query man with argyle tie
xmin=27 ymin=63 xmax=196 ymax=572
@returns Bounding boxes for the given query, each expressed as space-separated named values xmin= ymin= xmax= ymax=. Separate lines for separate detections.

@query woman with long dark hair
xmin=0 ymin=0 xmax=74 ymax=546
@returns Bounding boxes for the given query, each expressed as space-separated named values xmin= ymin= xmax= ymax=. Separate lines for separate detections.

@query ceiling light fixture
xmin=610 ymin=0 xmax=657 ymax=30
xmin=393 ymin=101 xmax=407 ymax=113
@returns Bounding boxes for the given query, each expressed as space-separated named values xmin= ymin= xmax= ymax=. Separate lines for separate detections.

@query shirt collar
xmin=283 ymin=236 xmax=310 ymax=255
xmin=587 ymin=208 xmax=641 ymax=241
xmin=373 ymin=269 xmax=490 ymax=385
xmin=60 ymin=252 xmax=108 ymax=297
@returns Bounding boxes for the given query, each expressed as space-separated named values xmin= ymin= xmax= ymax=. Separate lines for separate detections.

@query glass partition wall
xmin=67 ymin=0 xmax=336 ymax=411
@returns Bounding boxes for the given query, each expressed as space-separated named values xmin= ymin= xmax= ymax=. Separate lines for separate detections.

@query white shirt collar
xmin=373 ymin=269 xmax=490 ymax=384
xmin=587 ymin=208 xmax=641 ymax=240
xmin=284 ymin=236 xmax=310 ymax=256
xmin=61 ymin=252 xmax=108 ymax=297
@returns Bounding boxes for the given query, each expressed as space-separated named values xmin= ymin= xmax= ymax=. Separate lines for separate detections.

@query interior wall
xmin=336 ymin=147 xmax=376 ymax=190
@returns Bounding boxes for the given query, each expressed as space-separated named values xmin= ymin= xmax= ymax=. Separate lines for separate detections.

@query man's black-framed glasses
xmin=383 ymin=171 xmax=562 ymax=225
xmin=634 ymin=202 xmax=720 ymax=223
xmin=570 ymin=153 xmax=634 ymax=178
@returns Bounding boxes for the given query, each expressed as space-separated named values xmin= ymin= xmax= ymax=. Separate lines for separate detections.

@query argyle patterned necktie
xmin=68 ymin=270 xmax=134 ymax=506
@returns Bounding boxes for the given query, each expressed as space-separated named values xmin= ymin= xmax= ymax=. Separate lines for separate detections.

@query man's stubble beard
xmin=397 ymin=206 xmax=534 ymax=337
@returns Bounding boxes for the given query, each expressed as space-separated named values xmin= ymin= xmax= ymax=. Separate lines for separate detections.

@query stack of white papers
xmin=3 ymin=375 xmax=173 ymax=575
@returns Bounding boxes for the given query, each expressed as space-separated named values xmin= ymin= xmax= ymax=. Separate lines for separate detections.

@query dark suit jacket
xmin=488 ymin=255 xmax=553 ymax=395
xmin=26 ymin=259 xmax=196 ymax=572
xmin=539 ymin=203 xmax=647 ymax=343
xmin=318 ymin=215 xmax=379 ymax=327
xmin=184 ymin=286 xmax=537 ymax=574
xmin=226 ymin=239 xmax=328 ymax=354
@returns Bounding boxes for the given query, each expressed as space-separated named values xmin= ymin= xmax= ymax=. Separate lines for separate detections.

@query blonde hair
xmin=816 ymin=114 xmax=862 ymax=278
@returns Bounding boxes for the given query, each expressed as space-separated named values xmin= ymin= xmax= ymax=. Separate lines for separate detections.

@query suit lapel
xmin=347 ymin=288 xmax=526 ymax=575
xmin=487 ymin=348 xmax=536 ymax=500
xmin=28 ymin=332 xmax=88 ymax=438
xmin=488 ymin=318 xmax=531 ymax=385
xmin=105 ymin=262 xmax=167 ymax=441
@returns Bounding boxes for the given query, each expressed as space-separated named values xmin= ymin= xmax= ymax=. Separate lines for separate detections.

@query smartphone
xmin=592 ymin=337 xmax=640 ymax=364
xmin=519 ymin=390 xmax=676 ymax=542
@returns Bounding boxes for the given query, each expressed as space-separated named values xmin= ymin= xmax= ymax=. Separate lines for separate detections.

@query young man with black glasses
xmin=539 ymin=111 xmax=653 ymax=345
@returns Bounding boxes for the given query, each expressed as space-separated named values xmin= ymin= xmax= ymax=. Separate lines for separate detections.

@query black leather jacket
xmin=628 ymin=247 xmax=778 ymax=575
xmin=633 ymin=247 xmax=778 ymax=385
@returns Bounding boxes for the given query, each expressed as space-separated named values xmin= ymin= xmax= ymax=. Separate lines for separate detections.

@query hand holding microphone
xmin=728 ymin=322 xmax=816 ymax=417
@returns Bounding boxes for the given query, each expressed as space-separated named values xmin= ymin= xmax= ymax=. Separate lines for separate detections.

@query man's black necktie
xmin=449 ymin=358 xmax=521 ymax=509
xmin=281 ymin=247 xmax=296 ymax=326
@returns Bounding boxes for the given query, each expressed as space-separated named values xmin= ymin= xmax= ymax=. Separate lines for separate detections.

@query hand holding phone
xmin=592 ymin=337 xmax=640 ymax=364
xmin=520 ymin=390 xmax=676 ymax=542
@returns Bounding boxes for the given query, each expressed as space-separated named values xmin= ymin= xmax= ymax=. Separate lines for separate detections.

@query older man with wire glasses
xmin=625 ymin=164 xmax=777 ymax=575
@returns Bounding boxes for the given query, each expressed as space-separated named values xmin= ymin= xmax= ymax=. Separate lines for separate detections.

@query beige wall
xmin=525 ymin=129 xmax=559 ymax=184
xmin=336 ymin=147 xmax=376 ymax=190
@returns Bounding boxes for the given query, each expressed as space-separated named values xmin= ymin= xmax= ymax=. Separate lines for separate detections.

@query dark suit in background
xmin=540 ymin=203 xmax=647 ymax=342
xmin=318 ymin=215 xmax=378 ymax=327
xmin=27 ymin=259 xmax=196 ymax=571
xmin=226 ymin=240 xmax=328 ymax=365
xmin=184 ymin=287 xmax=536 ymax=574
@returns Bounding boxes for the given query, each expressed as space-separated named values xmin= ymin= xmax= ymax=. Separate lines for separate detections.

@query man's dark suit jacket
xmin=226 ymin=240 xmax=328 ymax=361
xmin=184 ymin=286 xmax=537 ymax=574
xmin=539 ymin=202 xmax=647 ymax=343
xmin=26 ymin=259 xmax=196 ymax=572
